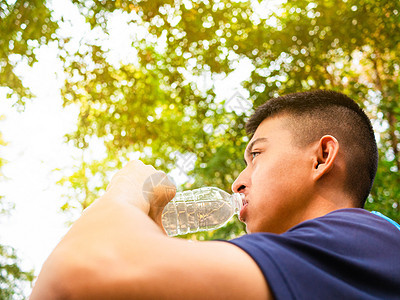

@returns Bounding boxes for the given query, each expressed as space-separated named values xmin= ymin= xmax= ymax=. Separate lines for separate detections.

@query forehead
xmin=247 ymin=116 xmax=292 ymax=147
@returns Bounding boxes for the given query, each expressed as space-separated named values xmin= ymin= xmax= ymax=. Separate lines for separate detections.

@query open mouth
xmin=239 ymin=197 xmax=248 ymax=222
xmin=239 ymin=193 xmax=247 ymax=206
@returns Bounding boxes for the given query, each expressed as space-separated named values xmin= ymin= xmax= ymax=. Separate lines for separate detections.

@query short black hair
xmin=246 ymin=90 xmax=378 ymax=207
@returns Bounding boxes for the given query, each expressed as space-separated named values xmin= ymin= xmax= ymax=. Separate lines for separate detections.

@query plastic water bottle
xmin=161 ymin=187 xmax=243 ymax=236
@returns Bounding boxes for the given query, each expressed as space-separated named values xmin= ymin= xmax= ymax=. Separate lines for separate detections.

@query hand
xmin=104 ymin=160 xmax=176 ymax=227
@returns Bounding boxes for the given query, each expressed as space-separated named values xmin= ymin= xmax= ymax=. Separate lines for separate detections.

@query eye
xmin=251 ymin=152 xmax=260 ymax=159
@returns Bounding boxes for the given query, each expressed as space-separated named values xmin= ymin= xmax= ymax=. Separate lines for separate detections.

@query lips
xmin=239 ymin=197 xmax=248 ymax=222
xmin=241 ymin=194 xmax=247 ymax=206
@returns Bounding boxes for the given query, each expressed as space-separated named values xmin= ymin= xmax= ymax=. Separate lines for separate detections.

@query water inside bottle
xmin=162 ymin=198 xmax=235 ymax=236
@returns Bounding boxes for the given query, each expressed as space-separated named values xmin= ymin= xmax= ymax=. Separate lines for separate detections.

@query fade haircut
xmin=246 ymin=90 xmax=378 ymax=207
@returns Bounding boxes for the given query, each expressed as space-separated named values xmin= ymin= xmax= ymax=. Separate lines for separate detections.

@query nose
xmin=232 ymin=168 xmax=250 ymax=194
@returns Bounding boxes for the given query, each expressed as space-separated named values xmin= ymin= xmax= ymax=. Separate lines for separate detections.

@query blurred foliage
xmin=55 ymin=0 xmax=400 ymax=239
xmin=0 ymin=0 xmax=58 ymax=106
xmin=0 ymin=1 xmax=397 ymax=294
xmin=0 ymin=245 xmax=34 ymax=300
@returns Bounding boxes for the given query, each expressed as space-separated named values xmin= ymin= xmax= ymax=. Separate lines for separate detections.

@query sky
xmin=0 ymin=1 xmax=255 ymax=296
xmin=0 ymin=41 xmax=79 ymax=276
xmin=0 ymin=0 xmax=89 ymax=293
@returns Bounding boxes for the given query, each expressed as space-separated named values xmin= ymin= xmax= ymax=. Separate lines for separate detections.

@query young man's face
xmin=232 ymin=115 xmax=316 ymax=234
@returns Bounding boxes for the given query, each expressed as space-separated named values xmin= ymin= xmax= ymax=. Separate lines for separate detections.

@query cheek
xmin=252 ymin=157 xmax=287 ymax=190
xmin=250 ymin=159 xmax=299 ymax=215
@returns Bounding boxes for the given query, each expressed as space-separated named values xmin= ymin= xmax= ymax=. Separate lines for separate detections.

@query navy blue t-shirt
xmin=228 ymin=208 xmax=400 ymax=299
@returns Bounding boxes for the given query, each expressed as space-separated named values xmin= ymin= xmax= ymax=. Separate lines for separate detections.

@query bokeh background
xmin=1 ymin=0 xmax=399 ymax=298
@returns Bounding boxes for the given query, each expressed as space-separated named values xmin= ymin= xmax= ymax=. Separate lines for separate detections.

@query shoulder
xmin=289 ymin=208 xmax=400 ymax=243
xmin=230 ymin=208 xmax=400 ymax=261
xmin=233 ymin=208 xmax=398 ymax=242
xmin=227 ymin=208 xmax=400 ymax=299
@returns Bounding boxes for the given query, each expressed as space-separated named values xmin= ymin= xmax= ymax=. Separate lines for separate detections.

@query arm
xmin=30 ymin=161 xmax=272 ymax=299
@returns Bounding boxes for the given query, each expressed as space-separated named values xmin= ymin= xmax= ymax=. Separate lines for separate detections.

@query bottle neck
xmin=231 ymin=193 xmax=244 ymax=214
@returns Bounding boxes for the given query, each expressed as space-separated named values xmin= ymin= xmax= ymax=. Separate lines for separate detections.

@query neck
xmin=303 ymin=190 xmax=356 ymax=222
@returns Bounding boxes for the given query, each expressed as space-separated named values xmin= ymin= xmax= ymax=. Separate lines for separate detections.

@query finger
xmin=116 ymin=160 xmax=156 ymax=179
xmin=142 ymin=172 xmax=176 ymax=207
xmin=107 ymin=160 xmax=155 ymax=189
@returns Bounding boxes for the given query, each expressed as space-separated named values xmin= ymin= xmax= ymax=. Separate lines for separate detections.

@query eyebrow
xmin=244 ymin=137 xmax=268 ymax=165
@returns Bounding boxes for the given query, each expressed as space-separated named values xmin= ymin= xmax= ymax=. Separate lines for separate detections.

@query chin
xmin=244 ymin=223 xmax=251 ymax=234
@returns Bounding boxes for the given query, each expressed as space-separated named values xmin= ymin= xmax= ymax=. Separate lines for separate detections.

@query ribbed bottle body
xmin=161 ymin=187 xmax=242 ymax=236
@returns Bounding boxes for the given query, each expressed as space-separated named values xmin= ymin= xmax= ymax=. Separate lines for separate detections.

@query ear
xmin=312 ymin=135 xmax=339 ymax=181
